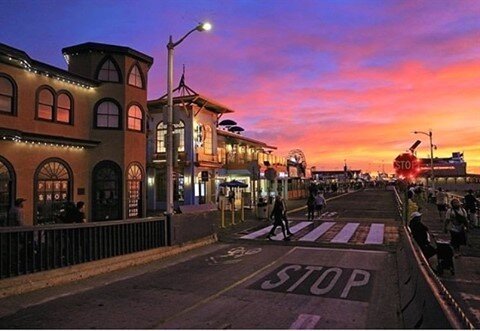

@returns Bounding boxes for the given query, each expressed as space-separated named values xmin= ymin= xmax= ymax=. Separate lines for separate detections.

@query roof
xmin=148 ymin=72 xmax=234 ymax=114
xmin=0 ymin=43 xmax=98 ymax=87
xmin=217 ymin=129 xmax=277 ymax=150
xmin=62 ymin=42 xmax=154 ymax=67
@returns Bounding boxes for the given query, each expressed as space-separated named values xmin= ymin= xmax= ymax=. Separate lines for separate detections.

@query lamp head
xmin=197 ymin=22 xmax=212 ymax=32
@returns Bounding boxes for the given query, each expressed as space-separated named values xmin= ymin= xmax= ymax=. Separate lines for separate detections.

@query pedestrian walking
xmin=436 ymin=188 xmax=448 ymax=223
xmin=464 ymin=189 xmax=479 ymax=228
xmin=280 ymin=196 xmax=293 ymax=236
xmin=314 ymin=192 xmax=326 ymax=219
xmin=266 ymin=195 xmax=289 ymax=241
xmin=444 ymin=198 xmax=468 ymax=257
xmin=306 ymin=194 xmax=315 ymax=221
xmin=8 ymin=198 xmax=26 ymax=226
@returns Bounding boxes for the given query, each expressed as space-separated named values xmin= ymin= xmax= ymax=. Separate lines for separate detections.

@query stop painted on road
xmin=249 ymin=263 xmax=374 ymax=302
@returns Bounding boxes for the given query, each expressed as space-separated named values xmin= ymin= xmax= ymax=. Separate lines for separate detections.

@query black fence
xmin=0 ymin=217 xmax=166 ymax=279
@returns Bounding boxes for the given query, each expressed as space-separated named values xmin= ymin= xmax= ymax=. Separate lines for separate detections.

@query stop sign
xmin=393 ymin=153 xmax=421 ymax=179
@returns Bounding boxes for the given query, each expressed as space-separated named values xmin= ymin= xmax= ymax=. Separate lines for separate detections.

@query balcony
xmin=195 ymin=153 xmax=221 ymax=168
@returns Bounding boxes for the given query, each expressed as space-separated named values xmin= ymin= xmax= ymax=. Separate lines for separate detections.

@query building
xmin=0 ymin=42 xmax=153 ymax=225
xmin=417 ymin=152 xmax=480 ymax=190
xmin=146 ymin=75 xmax=296 ymax=212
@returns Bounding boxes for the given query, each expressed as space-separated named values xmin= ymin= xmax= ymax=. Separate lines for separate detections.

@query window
xmin=127 ymin=105 xmax=143 ymax=131
xmin=56 ymin=93 xmax=72 ymax=123
xmin=0 ymin=156 xmax=14 ymax=226
xmin=127 ymin=163 xmax=142 ymax=218
xmin=128 ymin=65 xmax=143 ymax=88
xmin=174 ymin=121 xmax=185 ymax=152
xmin=204 ymin=125 xmax=213 ymax=154
xmin=37 ymin=88 xmax=54 ymax=120
xmin=97 ymin=58 xmax=120 ymax=82
xmin=0 ymin=75 xmax=15 ymax=115
xmin=156 ymin=122 xmax=166 ymax=153
xmin=35 ymin=159 xmax=71 ymax=224
xmin=92 ymin=161 xmax=122 ymax=221
xmin=96 ymin=100 xmax=120 ymax=128
xmin=156 ymin=121 xmax=184 ymax=152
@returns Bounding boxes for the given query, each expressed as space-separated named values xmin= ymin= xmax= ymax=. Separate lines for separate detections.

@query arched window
xmin=204 ymin=125 xmax=213 ymax=154
xmin=0 ymin=156 xmax=14 ymax=226
xmin=92 ymin=161 xmax=122 ymax=221
xmin=174 ymin=121 xmax=185 ymax=152
xmin=95 ymin=100 xmax=120 ymax=129
xmin=0 ymin=74 xmax=15 ymax=115
xmin=127 ymin=163 xmax=143 ymax=218
xmin=57 ymin=92 xmax=72 ymax=124
xmin=127 ymin=105 xmax=143 ymax=132
xmin=156 ymin=122 xmax=166 ymax=153
xmin=128 ymin=64 xmax=143 ymax=88
xmin=97 ymin=57 xmax=121 ymax=82
xmin=35 ymin=159 xmax=72 ymax=224
xmin=37 ymin=88 xmax=55 ymax=120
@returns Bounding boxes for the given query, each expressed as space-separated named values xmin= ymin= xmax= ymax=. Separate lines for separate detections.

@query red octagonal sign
xmin=393 ymin=153 xmax=421 ymax=179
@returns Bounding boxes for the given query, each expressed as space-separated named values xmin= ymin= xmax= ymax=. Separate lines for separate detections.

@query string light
xmin=1 ymin=136 xmax=86 ymax=150
xmin=6 ymin=56 xmax=93 ymax=89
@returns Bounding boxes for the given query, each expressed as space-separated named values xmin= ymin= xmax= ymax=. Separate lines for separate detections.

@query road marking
xmin=331 ymin=223 xmax=360 ymax=243
xmin=272 ymin=222 xmax=312 ymax=240
xmin=299 ymin=222 xmax=335 ymax=242
xmin=290 ymin=314 xmax=321 ymax=329
xmin=364 ymin=223 xmax=384 ymax=244
xmin=150 ymin=247 xmax=298 ymax=328
xmin=240 ymin=226 xmax=272 ymax=239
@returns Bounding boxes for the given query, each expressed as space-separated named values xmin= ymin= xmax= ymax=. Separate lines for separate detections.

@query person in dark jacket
xmin=267 ymin=195 xmax=289 ymax=241
xmin=464 ymin=189 xmax=479 ymax=228
xmin=409 ymin=211 xmax=436 ymax=259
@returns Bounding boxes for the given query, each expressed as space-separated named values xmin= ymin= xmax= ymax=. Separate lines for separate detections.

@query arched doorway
xmin=35 ymin=158 xmax=72 ymax=224
xmin=127 ymin=163 xmax=143 ymax=218
xmin=0 ymin=156 xmax=15 ymax=226
xmin=92 ymin=161 xmax=122 ymax=221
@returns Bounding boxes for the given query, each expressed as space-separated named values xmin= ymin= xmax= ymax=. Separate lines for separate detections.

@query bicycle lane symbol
xmin=206 ymin=246 xmax=262 ymax=265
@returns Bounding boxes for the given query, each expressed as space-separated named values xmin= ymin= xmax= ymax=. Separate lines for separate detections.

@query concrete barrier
xmin=171 ymin=207 xmax=219 ymax=245
xmin=397 ymin=227 xmax=473 ymax=329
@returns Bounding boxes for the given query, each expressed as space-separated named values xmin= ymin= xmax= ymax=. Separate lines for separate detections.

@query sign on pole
xmin=393 ymin=153 xmax=421 ymax=179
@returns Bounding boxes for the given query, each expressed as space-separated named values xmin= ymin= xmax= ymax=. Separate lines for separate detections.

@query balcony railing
xmin=0 ymin=217 xmax=166 ymax=279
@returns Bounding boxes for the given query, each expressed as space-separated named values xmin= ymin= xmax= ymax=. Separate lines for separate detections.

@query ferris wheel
xmin=287 ymin=149 xmax=307 ymax=167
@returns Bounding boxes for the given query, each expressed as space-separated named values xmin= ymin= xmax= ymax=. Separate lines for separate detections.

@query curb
xmin=0 ymin=234 xmax=217 ymax=299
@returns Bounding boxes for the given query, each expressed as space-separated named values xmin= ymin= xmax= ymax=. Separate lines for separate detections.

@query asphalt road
xmin=0 ymin=189 xmax=403 ymax=329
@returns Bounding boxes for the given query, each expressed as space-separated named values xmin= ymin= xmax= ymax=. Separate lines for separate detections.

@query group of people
xmin=410 ymin=187 xmax=479 ymax=260
xmin=3 ymin=198 xmax=86 ymax=226
xmin=306 ymin=192 xmax=327 ymax=221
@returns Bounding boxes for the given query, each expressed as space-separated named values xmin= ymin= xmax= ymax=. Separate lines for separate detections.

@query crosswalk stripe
xmin=364 ymin=223 xmax=384 ymax=244
xmin=330 ymin=223 xmax=360 ymax=243
xmin=271 ymin=221 xmax=312 ymax=240
xmin=299 ymin=222 xmax=336 ymax=242
xmin=240 ymin=225 xmax=272 ymax=239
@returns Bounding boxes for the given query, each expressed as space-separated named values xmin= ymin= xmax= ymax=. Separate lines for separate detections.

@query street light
xmin=413 ymin=129 xmax=436 ymax=194
xmin=166 ymin=22 xmax=212 ymax=241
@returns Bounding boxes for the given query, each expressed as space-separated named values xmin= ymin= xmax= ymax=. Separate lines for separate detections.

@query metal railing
xmin=393 ymin=186 xmax=474 ymax=328
xmin=0 ymin=217 xmax=166 ymax=279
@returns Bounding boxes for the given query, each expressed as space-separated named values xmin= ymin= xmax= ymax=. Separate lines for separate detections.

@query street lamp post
xmin=413 ymin=129 xmax=435 ymax=195
xmin=166 ymin=22 xmax=211 ymax=244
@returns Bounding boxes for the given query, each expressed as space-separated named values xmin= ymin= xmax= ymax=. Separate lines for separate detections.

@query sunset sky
xmin=1 ymin=0 xmax=479 ymax=174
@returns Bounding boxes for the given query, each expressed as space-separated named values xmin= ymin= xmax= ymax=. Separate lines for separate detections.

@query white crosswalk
xmin=241 ymin=221 xmax=387 ymax=245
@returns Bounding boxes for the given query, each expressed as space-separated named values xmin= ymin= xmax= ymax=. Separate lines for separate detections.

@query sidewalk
xmin=414 ymin=199 xmax=480 ymax=257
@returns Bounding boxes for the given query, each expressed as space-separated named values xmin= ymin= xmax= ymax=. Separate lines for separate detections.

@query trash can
xmin=257 ymin=202 xmax=268 ymax=219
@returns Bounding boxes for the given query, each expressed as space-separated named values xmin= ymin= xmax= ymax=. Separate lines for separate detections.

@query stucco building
xmin=0 ymin=42 xmax=153 ymax=225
